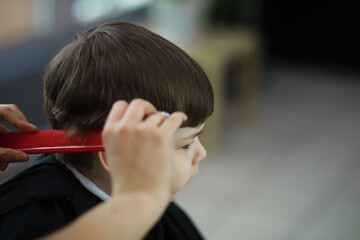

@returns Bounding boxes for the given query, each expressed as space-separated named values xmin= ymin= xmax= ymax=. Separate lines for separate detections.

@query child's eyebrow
xmin=183 ymin=129 xmax=203 ymax=140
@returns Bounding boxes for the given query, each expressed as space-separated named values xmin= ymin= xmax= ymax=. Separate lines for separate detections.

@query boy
xmin=0 ymin=21 xmax=214 ymax=239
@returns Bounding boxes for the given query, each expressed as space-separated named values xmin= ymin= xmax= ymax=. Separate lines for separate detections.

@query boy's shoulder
xmin=0 ymin=154 xmax=101 ymax=239
xmin=0 ymin=154 xmax=98 ymax=212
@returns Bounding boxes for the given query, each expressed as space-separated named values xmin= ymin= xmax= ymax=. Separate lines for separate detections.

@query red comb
xmin=0 ymin=130 xmax=104 ymax=154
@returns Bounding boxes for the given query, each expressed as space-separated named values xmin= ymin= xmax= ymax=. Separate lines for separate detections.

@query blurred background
xmin=1 ymin=0 xmax=360 ymax=239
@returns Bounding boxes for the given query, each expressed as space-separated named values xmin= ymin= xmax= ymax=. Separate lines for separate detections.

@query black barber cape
xmin=0 ymin=154 xmax=204 ymax=240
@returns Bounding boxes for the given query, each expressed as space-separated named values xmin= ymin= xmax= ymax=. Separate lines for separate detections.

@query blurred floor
xmin=177 ymin=64 xmax=360 ymax=240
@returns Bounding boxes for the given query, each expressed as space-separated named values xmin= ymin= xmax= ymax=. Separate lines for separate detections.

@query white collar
xmin=64 ymin=162 xmax=110 ymax=201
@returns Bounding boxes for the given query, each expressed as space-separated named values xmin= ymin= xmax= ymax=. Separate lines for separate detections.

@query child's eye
xmin=182 ymin=143 xmax=193 ymax=150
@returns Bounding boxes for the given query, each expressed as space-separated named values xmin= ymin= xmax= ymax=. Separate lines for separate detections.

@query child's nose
xmin=192 ymin=143 xmax=207 ymax=165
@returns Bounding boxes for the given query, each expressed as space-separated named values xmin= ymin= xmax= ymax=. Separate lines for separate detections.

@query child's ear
xmin=98 ymin=152 xmax=110 ymax=173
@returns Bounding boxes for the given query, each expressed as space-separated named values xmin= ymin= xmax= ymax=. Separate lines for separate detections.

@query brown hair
xmin=43 ymin=21 xmax=214 ymax=165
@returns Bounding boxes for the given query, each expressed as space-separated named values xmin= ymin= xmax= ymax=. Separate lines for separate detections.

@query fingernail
xmin=183 ymin=115 xmax=188 ymax=122
xmin=16 ymin=153 xmax=28 ymax=161
xmin=157 ymin=111 xmax=170 ymax=117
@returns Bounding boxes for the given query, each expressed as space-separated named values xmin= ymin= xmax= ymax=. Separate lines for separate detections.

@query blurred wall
xmin=0 ymin=0 xmax=34 ymax=47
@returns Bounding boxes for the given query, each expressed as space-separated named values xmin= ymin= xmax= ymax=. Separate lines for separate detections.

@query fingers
xmin=0 ymin=148 xmax=29 ymax=165
xmin=17 ymin=121 xmax=38 ymax=133
xmin=122 ymin=99 xmax=157 ymax=124
xmin=0 ymin=104 xmax=26 ymax=125
xmin=0 ymin=162 xmax=9 ymax=171
xmin=103 ymin=101 xmax=129 ymax=129
xmin=0 ymin=124 xmax=10 ymax=133
xmin=141 ymin=112 xmax=169 ymax=128
xmin=0 ymin=104 xmax=33 ymax=170
xmin=160 ymin=112 xmax=187 ymax=136
xmin=0 ymin=104 xmax=38 ymax=133
xmin=103 ymin=99 xmax=187 ymax=140
xmin=105 ymin=99 xmax=186 ymax=128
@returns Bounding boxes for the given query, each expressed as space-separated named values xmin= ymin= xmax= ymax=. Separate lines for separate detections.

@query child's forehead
xmin=175 ymin=123 xmax=205 ymax=140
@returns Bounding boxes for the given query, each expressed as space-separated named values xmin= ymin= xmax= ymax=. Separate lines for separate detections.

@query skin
xmin=171 ymin=124 xmax=207 ymax=200
xmin=0 ymin=104 xmax=38 ymax=171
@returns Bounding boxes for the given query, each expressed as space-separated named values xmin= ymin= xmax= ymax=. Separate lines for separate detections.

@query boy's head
xmin=43 ymin=21 xmax=214 ymax=197
xmin=44 ymin=21 xmax=213 ymax=131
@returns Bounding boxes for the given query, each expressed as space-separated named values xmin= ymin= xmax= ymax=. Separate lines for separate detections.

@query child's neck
xmin=76 ymin=159 xmax=112 ymax=196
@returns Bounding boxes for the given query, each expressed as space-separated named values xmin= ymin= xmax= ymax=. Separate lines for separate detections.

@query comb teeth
xmin=0 ymin=130 xmax=104 ymax=154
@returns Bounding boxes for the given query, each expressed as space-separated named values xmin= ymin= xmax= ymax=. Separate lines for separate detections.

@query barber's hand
xmin=101 ymin=99 xmax=186 ymax=203
xmin=0 ymin=104 xmax=38 ymax=171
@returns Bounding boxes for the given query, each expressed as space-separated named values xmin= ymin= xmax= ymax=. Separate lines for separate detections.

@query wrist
xmin=112 ymin=187 xmax=170 ymax=207
xmin=111 ymin=191 xmax=170 ymax=216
